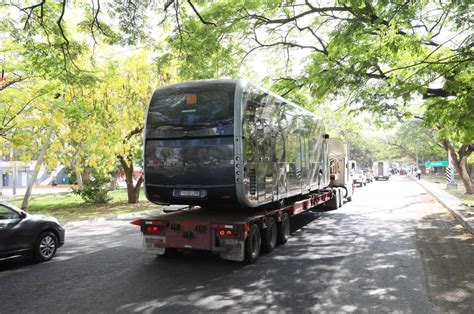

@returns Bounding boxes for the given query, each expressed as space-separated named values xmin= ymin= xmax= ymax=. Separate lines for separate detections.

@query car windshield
xmin=0 ymin=203 xmax=20 ymax=219
xmin=0 ymin=202 xmax=22 ymax=212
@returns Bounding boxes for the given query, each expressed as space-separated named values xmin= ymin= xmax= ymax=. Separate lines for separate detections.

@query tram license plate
xmin=179 ymin=190 xmax=201 ymax=197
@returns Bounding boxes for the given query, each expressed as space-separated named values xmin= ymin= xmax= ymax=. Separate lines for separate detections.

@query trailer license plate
xmin=145 ymin=236 xmax=165 ymax=249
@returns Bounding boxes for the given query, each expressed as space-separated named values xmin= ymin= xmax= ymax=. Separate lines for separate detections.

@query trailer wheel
xmin=277 ymin=212 xmax=290 ymax=245
xmin=338 ymin=188 xmax=344 ymax=207
xmin=262 ymin=217 xmax=277 ymax=253
xmin=326 ymin=189 xmax=340 ymax=210
xmin=339 ymin=186 xmax=348 ymax=198
xmin=244 ymin=224 xmax=261 ymax=263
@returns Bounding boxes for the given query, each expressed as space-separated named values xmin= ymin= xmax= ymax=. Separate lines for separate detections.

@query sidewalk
xmin=410 ymin=175 xmax=474 ymax=234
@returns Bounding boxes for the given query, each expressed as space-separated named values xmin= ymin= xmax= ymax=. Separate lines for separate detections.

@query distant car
xmin=0 ymin=202 xmax=65 ymax=262
xmin=353 ymin=169 xmax=367 ymax=187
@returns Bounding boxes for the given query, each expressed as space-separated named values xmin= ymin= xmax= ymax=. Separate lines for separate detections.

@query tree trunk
xmin=118 ymin=156 xmax=143 ymax=203
xmin=76 ymin=169 xmax=83 ymax=186
xmin=21 ymin=127 xmax=54 ymax=210
xmin=459 ymin=155 xmax=473 ymax=194
xmin=443 ymin=141 xmax=473 ymax=195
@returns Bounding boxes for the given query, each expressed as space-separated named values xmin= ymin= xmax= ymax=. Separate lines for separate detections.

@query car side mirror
xmin=19 ymin=212 xmax=27 ymax=219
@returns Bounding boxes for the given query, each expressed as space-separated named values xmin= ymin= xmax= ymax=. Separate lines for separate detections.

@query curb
xmin=410 ymin=175 xmax=474 ymax=234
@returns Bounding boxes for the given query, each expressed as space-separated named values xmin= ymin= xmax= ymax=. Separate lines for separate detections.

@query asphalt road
xmin=1 ymin=175 xmax=473 ymax=313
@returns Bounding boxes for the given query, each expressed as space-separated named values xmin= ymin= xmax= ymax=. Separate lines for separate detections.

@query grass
xmin=421 ymin=173 xmax=474 ymax=208
xmin=8 ymin=188 xmax=159 ymax=223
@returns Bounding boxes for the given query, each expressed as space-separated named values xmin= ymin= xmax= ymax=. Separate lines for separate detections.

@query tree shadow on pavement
xmin=1 ymin=205 xmax=472 ymax=313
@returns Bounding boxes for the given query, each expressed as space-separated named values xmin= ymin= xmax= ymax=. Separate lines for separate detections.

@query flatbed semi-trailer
xmin=131 ymin=188 xmax=344 ymax=263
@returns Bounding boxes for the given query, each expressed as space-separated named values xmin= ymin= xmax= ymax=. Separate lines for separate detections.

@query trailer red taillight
xmin=145 ymin=225 xmax=164 ymax=234
xmin=212 ymin=223 xmax=241 ymax=238
xmin=217 ymin=228 xmax=238 ymax=238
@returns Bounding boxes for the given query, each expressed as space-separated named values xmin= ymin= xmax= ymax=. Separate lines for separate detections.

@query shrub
xmin=72 ymin=175 xmax=112 ymax=204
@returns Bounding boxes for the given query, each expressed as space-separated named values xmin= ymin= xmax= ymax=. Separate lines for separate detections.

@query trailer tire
xmin=326 ymin=189 xmax=340 ymax=210
xmin=277 ymin=212 xmax=290 ymax=245
xmin=338 ymin=185 xmax=348 ymax=198
xmin=338 ymin=188 xmax=343 ymax=207
xmin=262 ymin=217 xmax=277 ymax=253
xmin=245 ymin=224 xmax=261 ymax=264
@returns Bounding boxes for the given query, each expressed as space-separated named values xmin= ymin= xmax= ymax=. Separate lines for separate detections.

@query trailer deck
xmin=132 ymin=189 xmax=340 ymax=263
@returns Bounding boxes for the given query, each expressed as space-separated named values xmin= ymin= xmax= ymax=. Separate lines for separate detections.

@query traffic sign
xmin=425 ymin=161 xmax=448 ymax=167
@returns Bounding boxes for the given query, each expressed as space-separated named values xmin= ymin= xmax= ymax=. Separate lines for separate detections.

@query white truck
xmin=328 ymin=139 xmax=354 ymax=201
xmin=373 ymin=161 xmax=391 ymax=180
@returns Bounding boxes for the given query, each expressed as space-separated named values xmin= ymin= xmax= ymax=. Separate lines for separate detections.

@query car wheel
xmin=34 ymin=231 xmax=58 ymax=262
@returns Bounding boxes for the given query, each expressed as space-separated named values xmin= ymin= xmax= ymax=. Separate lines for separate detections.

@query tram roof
xmin=153 ymin=79 xmax=322 ymax=120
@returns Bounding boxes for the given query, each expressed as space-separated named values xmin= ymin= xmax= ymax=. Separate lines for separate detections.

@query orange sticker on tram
xmin=186 ymin=94 xmax=197 ymax=105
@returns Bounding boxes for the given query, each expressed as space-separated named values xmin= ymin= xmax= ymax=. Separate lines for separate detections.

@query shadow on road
xmin=1 ymin=181 xmax=473 ymax=313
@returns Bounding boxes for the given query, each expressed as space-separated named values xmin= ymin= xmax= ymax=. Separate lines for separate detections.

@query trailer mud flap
xmin=219 ymin=238 xmax=245 ymax=262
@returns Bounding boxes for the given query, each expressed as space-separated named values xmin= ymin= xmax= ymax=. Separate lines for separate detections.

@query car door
xmin=0 ymin=204 xmax=25 ymax=255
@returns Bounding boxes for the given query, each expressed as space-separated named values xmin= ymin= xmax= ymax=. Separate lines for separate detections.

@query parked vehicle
xmin=0 ymin=202 xmax=65 ymax=262
xmin=328 ymin=138 xmax=354 ymax=202
xmin=133 ymin=80 xmax=353 ymax=263
xmin=373 ymin=161 xmax=391 ymax=180
xmin=364 ymin=168 xmax=374 ymax=182
xmin=353 ymin=169 xmax=367 ymax=187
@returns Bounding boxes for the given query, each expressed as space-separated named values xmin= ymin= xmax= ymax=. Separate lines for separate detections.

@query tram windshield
xmin=148 ymin=88 xmax=234 ymax=129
